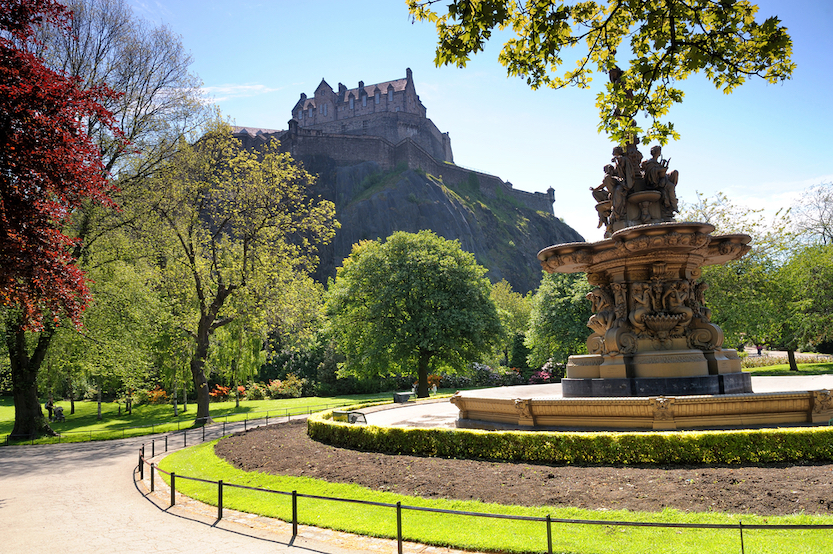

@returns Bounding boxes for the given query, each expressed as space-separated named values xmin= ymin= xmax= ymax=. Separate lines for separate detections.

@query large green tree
xmin=141 ymin=122 xmax=336 ymax=425
xmin=525 ymin=271 xmax=593 ymax=369
xmin=408 ymin=0 xmax=794 ymax=144
xmin=326 ymin=230 xmax=502 ymax=398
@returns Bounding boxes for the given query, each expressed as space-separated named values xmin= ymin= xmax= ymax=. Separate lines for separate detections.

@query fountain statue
xmin=449 ymin=143 xmax=832 ymax=430
xmin=539 ymin=143 xmax=752 ymax=397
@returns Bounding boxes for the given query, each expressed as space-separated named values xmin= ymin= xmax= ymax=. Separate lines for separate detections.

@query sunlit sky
xmin=130 ymin=0 xmax=832 ymax=243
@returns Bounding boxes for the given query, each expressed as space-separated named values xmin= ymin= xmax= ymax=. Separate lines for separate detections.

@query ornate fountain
xmin=538 ymin=144 xmax=752 ymax=397
xmin=450 ymin=143 xmax=833 ymax=430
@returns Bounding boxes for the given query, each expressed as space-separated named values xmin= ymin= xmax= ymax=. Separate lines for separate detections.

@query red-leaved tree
xmin=1 ymin=0 xmax=121 ymax=437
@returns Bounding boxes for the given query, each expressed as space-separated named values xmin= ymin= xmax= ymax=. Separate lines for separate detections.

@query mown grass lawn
xmin=159 ymin=440 xmax=833 ymax=554
xmin=0 ymin=392 xmax=404 ymax=443
xmin=743 ymin=361 xmax=833 ymax=376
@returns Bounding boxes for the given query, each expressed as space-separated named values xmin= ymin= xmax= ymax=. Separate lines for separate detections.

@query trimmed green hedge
xmin=308 ymin=411 xmax=833 ymax=465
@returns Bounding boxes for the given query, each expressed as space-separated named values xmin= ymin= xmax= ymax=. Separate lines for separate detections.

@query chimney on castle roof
xmin=300 ymin=93 xmax=307 ymax=100
xmin=358 ymin=80 xmax=364 ymax=90
xmin=406 ymin=68 xmax=413 ymax=81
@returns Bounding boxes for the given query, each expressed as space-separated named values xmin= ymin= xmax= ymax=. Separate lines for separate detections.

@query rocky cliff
xmin=302 ymin=156 xmax=584 ymax=294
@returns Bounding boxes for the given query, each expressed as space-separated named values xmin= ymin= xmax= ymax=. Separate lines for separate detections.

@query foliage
xmin=0 ymin=0 xmax=121 ymax=328
xmin=139 ymin=120 xmax=337 ymax=424
xmin=678 ymin=192 xmax=795 ymax=349
xmin=266 ymin=374 xmax=307 ymax=399
xmin=525 ymin=272 xmax=593 ymax=368
xmin=781 ymin=244 xmax=833 ymax=349
xmin=408 ymin=0 xmax=794 ymax=145
xmin=326 ymin=231 xmax=502 ymax=397
xmin=792 ymin=181 xmax=833 ymax=245
xmin=209 ymin=384 xmax=230 ymax=402
xmin=490 ymin=279 xmax=531 ymax=364
xmin=310 ymin=411 xmax=833 ymax=465
xmin=146 ymin=386 xmax=168 ymax=405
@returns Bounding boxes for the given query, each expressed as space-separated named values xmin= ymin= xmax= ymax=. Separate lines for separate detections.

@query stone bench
xmin=393 ymin=391 xmax=414 ymax=403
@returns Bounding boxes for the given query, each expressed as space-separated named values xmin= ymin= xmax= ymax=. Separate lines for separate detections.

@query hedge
xmin=308 ymin=410 xmax=833 ymax=465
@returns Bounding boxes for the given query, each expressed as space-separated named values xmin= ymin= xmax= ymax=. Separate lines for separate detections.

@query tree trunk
xmin=97 ymin=381 xmax=102 ymax=420
xmin=788 ymin=349 xmax=799 ymax=372
xmin=416 ymin=350 xmax=432 ymax=398
xmin=172 ymin=382 xmax=178 ymax=417
xmin=191 ymin=317 xmax=214 ymax=426
xmin=67 ymin=376 xmax=76 ymax=414
xmin=182 ymin=379 xmax=187 ymax=412
xmin=5 ymin=314 xmax=56 ymax=438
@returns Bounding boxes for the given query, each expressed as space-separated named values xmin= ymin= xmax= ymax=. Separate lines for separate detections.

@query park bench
xmin=332 ymin=410 xmax=367 ymax=424
xmin=393 ymin=391 xmax=413 ymax=403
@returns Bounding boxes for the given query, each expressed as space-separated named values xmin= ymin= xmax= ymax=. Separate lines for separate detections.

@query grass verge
xmin=0 ymin=392 xmax=402 ymax=444
xmin=158 ymin=440 xmax=833 ymax=554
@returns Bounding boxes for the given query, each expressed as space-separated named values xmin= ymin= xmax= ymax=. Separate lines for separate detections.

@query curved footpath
xmin=1 ymin=375 xmax=831 ymax=553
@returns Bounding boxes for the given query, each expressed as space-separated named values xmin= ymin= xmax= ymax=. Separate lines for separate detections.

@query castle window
xmin=388 ymin=89 xmax=393 ymax=102
xmin=308 ymin=107 xmax=313 ymax=118
xmin=375 ymin=91 xmax=380 ymax=104
xmin=349 ymin=97 xmax=354 ymax=110
xmin=298 ymin=110 xmax=303 ymax=120
xmin=362 ymin=95 xmax=367 ymax=107
xmin=322 ymin=104 xmax=328 ymax=116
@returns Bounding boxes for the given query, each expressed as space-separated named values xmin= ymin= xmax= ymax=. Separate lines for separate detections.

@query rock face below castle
xmin=233 ymin=70 xmax=583 ymax=293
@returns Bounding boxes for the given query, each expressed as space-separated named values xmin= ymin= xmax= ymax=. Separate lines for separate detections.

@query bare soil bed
xmin=214 ymin=420 xmax=833 ymax=516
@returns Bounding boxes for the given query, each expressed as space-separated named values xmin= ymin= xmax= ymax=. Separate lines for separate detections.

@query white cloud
xmin=202 ymin=83 xmax=285 ymax=102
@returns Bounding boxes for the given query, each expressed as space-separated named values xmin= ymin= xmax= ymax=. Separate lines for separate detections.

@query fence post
xmin=546 ymin=514 xmax=552 ymax=554
xmin=396 ymin=501 xmax=403 ymax=554
xmin=150 ymin=464 xmax=155 ymax=492
xmin=151 ymin=439 xmax=155 ymax=458
xmin=202 ymin=425 xmax=205 ymax=442
xmin=739 ymin=520 xmax=744 ymax=554
xmin=170 ymin=472 xmax=176 ymax=507
xmin=139 ymin=446 xmax=144 ymax=480
xmin=292 ymin=490 xmax=298 ymax=537
xmin=223 ymin=421 xmax=226 ymax=435
xmin=218 ymin=480 xmax=223 ymax=520
xmin=183 ymin=430 xmax=187 ymax=447
xmin=164 ymin=435 xmax=168 ymax=452
xmin=244 ymin=416 xmax=247 ymax=431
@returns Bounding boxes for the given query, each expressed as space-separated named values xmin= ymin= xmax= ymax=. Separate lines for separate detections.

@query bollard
xmin=739 ymin=521 xmax=744 ymax=554
xmin=292 ymin=490 xmax=298 ymax=537
xmin=244 ymin=416 xmax=247 ymax=431
xmin=164 ymin=435 xmax=168 ymax=452
xmin=150 ymin=464 xmax=155 ymax=492
xmin=202 ymin=425 xmax=205 ymax=442
xmin=139 ymin=448 xmax=144 ymax=480
xmin=218 ymin=480 xmax=223 ymax=520
xmin=152 ymin=440 xmax=155 ymax=458
xmin=183 ymin=430 xmax=187 ymax=447
xmin=546 ymin=514 xmax=552 ymax=554
xmin=396 ymin=501 xmax=403 ymax=554
xmin=170 ymin=472 xmax=176 ymax=506
xmin=223 ymin=421 xmax=226 ymax=435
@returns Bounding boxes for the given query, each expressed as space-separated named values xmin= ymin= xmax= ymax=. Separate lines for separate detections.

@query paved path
xmin=0 ymin=420 xmax=453 ymax=554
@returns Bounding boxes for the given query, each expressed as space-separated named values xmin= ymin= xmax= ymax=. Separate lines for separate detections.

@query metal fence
xmin=138 ymin=437 xmax=833 ymax=554
xmin=3 ymin=401 xmax=362 ymax=446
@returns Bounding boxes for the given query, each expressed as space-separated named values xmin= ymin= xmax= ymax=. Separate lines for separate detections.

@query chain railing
xmin=138 ymin=439 xmax=833 ymax=554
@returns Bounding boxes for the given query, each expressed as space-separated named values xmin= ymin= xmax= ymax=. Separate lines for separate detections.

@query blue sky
xmin=130 ymin=0 xmax=832 ymax=243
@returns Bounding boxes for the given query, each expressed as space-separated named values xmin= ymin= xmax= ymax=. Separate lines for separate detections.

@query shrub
xmin=209 ymin=384 xmax=230 ymax=402
xmin=245 ymin=382 xmax=266 ymax=400
xmin=308 ymin=412 xmax=833 ymax=466
xmin=134 ymin=389 xmax=150 ymax=406
xmin=146 ymin=386 xmax=169 ymax=405
xmin=266 ymin=374 xmax=308 ymax=399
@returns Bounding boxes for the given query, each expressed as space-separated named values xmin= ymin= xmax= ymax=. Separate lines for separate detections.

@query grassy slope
xmin=159 ymin=440 xmax=832 ymax=554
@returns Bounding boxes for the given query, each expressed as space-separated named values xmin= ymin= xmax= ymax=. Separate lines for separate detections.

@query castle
xmin=233 ymin=69 xmax=556 ymax=215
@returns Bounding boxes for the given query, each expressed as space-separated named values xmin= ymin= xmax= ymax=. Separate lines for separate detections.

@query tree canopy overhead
xmin=408 ymin=0 xmax=794 ymax=144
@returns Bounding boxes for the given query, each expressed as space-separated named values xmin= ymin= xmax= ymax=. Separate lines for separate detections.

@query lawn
xmin=0 ymin=392 xmax=402 ymax=444
xmin=742 ymin=361 xmax=833 ymax=376
xmin=158 ymin=440 xmax=833 ymax=554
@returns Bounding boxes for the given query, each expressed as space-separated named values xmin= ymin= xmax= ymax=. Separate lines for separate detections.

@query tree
xmin=1 ymin=0 xmax=121 ymax=437
xmin=781 ymin=244 xmax=833 ymax=354
xmin=326 ymin=230 xmax=502 ymax=398
xmin=677 ymin=192 xmax=799 ymax=366
xmin=525 ymin=272 xmax=593 ymax=369
xmin=408 ymin=0 xmax=794 ymax=144
xmin=793 ymin=182 xmax=833 ymax=246
xmin=141 ymin=122 xmax=336 ymax=425
xmin=490 ymin=279 xmax=531 ymax=366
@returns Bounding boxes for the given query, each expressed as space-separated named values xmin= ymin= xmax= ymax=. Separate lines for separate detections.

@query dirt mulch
xmin=214 ymin=419 xmax=833 ymax=516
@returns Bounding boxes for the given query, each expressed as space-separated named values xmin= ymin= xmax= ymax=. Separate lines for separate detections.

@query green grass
xmin=0 ymin=392 xmax=395 ymax=444
xmin=743 ymin=362 xmax=833 ymax=376
xmin=159 ymin=440 xmax=833 ymax=554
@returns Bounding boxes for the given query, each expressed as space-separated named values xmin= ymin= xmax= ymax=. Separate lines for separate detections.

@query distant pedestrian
xmin=45 ymin=396 xmax=54 ymax=420
xmin=756 ymin=344 xmax=763 ymax=356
